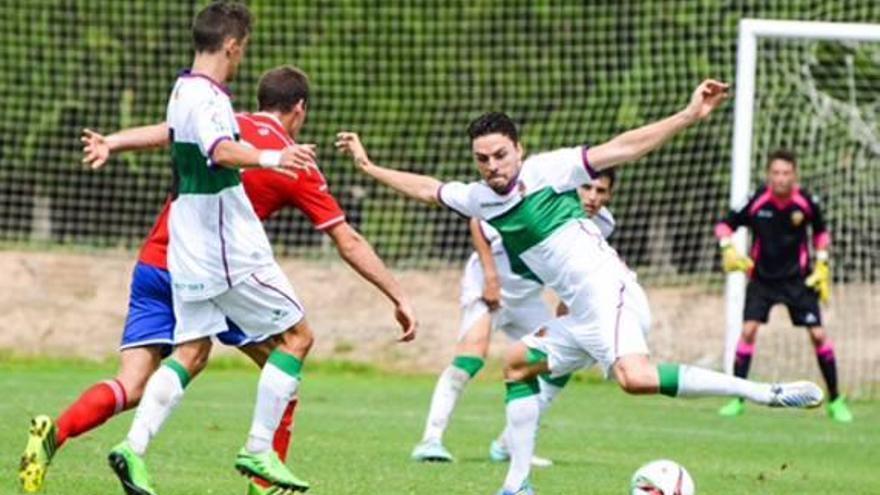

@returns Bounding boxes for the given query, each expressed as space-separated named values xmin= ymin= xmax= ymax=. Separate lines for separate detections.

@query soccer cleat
xmin=411 ymin=439 xmax=454 ymax=463
xmin=488 ymin=440 xmax=553 ymax=467
xmin=107 ymin=441 xmax=157 ymax=495
xmin=19 ymin=415 xmax=58 ymax=493
xmin=247 ymin=478 xmax=300 ymax=495
xmin=494 ymin=480 xmax=536 ymax=495
xmin=827 ymin=396 xmax=854 ymax=423
xmin=767 ymin=381 xmax=824 ymax=409
xmin=718 ymin=398 xmax=746 ymax=417
xmin=234 ymin=448 xmax=309 ymax=492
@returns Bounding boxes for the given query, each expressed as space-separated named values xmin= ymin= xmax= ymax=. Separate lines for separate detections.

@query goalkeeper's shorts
xmin=744 ymin=277 xmax=822 ymax=327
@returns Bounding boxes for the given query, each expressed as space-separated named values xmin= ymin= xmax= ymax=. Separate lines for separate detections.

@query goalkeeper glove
xmin=806 ymin=251 xmax=831 ymax=303
xmin=720 ymin=239 xmax=754 ymax=273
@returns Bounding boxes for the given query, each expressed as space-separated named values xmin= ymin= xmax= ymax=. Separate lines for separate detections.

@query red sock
xmin=55 ymin=379 xmax=128 ymax=447
xmin=252 ymin=398 xmax=298 ymax=488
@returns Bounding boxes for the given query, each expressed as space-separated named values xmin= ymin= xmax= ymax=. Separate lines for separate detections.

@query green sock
xmin=505 ymin=379 xmax=540 ymax=403
xmin=452 ymin=355 xmax=485 ymax=378
xmin=657 ymin=363 xmax=680 ymax=397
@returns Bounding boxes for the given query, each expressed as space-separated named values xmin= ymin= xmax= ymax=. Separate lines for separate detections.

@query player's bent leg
xmin=109 ymin=339 xmax=207 ymax=494
xmin=238 ymin=320 xmax=312 ymax=492
xmin=235 ymin=335 xmax=301 ymax=492
xmin=807 ymin=327 xmax=853 ymax=422
xmin=496 ymin=342 xmax=548 ymax=493
xmin=19 ymin=347 xmax=162 ymax=494
xmin=413 ymin=312 xmax=491 ymax=463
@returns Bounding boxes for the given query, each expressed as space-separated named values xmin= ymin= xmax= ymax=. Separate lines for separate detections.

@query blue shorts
xmin=121 ymin=262 xmax=268 ymax=356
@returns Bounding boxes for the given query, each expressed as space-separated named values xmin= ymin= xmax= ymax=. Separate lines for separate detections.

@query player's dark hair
xmin=596 ymin=168 xmax=616 ymax=189
xmin=192 ymin=1 xmax=253 ymax=54
xmin=257 ymin=66 xmax=310 ymax=113
xmin=467 ymin=112 xmax=519 ymax=144
xmin=767 ymin=148 xmax=797 ymax=169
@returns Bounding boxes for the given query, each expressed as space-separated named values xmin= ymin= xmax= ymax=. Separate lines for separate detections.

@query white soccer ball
xmin=629 ymin=459 xmax=695 ymax=495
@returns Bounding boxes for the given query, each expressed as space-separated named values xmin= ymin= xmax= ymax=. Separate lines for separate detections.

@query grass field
xmin=2 ymin=358 xmax=877 ymax=494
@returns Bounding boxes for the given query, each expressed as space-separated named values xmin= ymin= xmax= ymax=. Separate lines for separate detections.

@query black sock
xmin=816 ymin=343 xmax=840 ymax=401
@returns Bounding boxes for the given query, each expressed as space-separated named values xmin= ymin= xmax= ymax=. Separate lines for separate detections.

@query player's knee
xmin=615 ymin=362 xmax=655 ymax=395
xmin=809 ymin=327 xmax=827 ymax=347
xmin=174 ymin=340 xmax=212 ymax=376
xmin=282 ymin=322 xmax=314 ymax=355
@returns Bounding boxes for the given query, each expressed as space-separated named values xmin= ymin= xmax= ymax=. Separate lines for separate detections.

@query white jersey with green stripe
xmin=166 ymin=72 xmax=273 ymax=301
xmin=440 ymin=145 xmax=616 ymax=285
xmin=467 ymin=206 xmax=616 ymax=304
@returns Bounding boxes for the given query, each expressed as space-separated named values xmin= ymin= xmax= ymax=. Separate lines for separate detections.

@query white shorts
xmin=521 ymin=264 xmax=651 ymax=377
xmin=459 ymin=296 xmax=553 ymax=342
xmin=459 ymin=253 xmax=551 ymax=341
xmin=172 ymin=263 xmax=305 ymax=344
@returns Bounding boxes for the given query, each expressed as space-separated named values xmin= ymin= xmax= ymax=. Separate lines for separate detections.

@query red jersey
xmin=138 ymin=112 xmax=346 ymax=270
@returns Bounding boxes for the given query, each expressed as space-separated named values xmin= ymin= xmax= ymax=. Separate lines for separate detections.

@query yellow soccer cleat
xmin=19 ymin=415 xmax=58 ymax=493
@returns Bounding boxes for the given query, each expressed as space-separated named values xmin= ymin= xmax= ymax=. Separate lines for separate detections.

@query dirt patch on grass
xmin=1 ymin=250 xmax=877 ymax=396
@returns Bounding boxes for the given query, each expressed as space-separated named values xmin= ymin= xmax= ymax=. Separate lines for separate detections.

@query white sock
xmin=422 ymin=365 xmax=471 ymax=443
xmin=496 ymin=376 xmax=565 ymax=447
xmin=538 ymin=377 xmax=565 ymax=415
xmin=503 ymin=395 xmax=539 ymax=491
xmin=246 ymin=361 xmax=300 ymax=454
xmin=126 ymin=365 xmax=186 ymax=456
xmin=676 ymin=364 xmax=772 ymax=404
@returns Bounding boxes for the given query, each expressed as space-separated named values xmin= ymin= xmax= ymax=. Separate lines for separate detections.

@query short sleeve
xmin=284 ymin=171 xmax=347 ymax=230
xmin=527 ymin=145 xmax=595 ymax=191
xmin=193 ymin=94 xmax=236 ymax=160
xmin=437 ymin=181 xmax=478 ymax=218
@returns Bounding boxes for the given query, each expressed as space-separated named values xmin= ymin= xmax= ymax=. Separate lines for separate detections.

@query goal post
xmin=724 ymin=19 xmax=880 ymax=376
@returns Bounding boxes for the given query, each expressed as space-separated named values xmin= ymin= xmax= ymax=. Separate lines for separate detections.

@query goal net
xmin=721 ymin=20 xmax=880 ymax=398
xmin=0 ymin=2 xmax=877 ymax=394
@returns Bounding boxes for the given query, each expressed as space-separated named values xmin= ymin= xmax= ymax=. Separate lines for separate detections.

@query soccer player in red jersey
xmin=20 ymin=65 xmax=416 ymax=495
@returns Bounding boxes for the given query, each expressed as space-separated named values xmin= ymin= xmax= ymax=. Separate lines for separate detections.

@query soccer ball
xmin=629 ymin=459 xmax=695 ymax=495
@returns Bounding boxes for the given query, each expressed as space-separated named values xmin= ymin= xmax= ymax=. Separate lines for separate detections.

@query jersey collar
xmin=178 ymin=69 xmax=232 ymax=97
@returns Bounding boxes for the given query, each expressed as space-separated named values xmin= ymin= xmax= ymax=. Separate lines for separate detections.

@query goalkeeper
xmin=715 ymin=149 xmax=852 ymax=422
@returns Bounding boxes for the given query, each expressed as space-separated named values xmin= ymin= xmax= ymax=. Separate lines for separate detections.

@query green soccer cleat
xmin=411 ymin=439 xmax=454 ymax=463
xmin=827 ymin=396 xmax=854 ymax=423
xmin=247 ymin=478 xmax=300 ymax=495
xmin=718 ymin=398 xmax=746 ymax=417
xmin=19 ymin=415 xmax=58 ymax=493
xmin=235 ymin=448 xmax=309 ymax=492
xmin=107 ymin=441 xmax=157 ymax=495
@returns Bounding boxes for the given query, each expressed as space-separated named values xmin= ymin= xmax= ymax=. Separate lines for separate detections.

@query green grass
xmin=2 ymin=360 xmax=877 ymax=494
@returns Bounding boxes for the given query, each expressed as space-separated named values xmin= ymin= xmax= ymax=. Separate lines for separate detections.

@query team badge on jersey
xmin=791 ymin=210 xmax=805 ymax=227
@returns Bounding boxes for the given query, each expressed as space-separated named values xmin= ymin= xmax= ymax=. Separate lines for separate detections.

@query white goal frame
xmin=724 ymin=19 xmax=880 ymax=374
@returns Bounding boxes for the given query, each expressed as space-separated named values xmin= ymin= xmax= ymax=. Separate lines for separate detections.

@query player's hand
xmin=335 ymin=132 xmax=371 ymax=170
xmin=721 ymin=244 xmax=753 ymax=273
xmin=81 ymin=128 xmax=111 ymax=169
xmin=277 ymin=144 xmax=318 ymax=177
xmin=482 ymin=277 xmax=501 ymax=312
xmin=684 ymin=79 xmax=729 ymax=122
xmin=806 ymin=259 xmax=831 ymax=303
xmin=394 ymin=301 xmax=418 ymax=343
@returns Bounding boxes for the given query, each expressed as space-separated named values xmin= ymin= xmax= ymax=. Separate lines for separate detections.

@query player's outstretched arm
xmin=587 ymin=79 xmax=729 ymax=170
xmin=469 ymin=218 xmax=501 ymax=311
xmin=82 ymin=123 xmax=170 ymax=169
xmin=211 ymin=139 xmax=318 ymax=176
xmin=326 ymin=222 xmax=418 ymax=342
xmin=336 ymin=132 xmax=443 ymax=206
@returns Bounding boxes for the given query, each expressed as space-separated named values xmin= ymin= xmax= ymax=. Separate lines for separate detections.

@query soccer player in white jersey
xmin=411 ymin=170 xmax=617 ymax=465
xmin=336 ymin=79 xmax=824 ymax=495
xmin=105 ymin=3 xmax=416 ymax=495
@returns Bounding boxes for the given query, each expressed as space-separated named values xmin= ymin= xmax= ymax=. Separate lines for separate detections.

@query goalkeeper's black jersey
xmin=717 ymin=185 xmax=828 ymax=282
